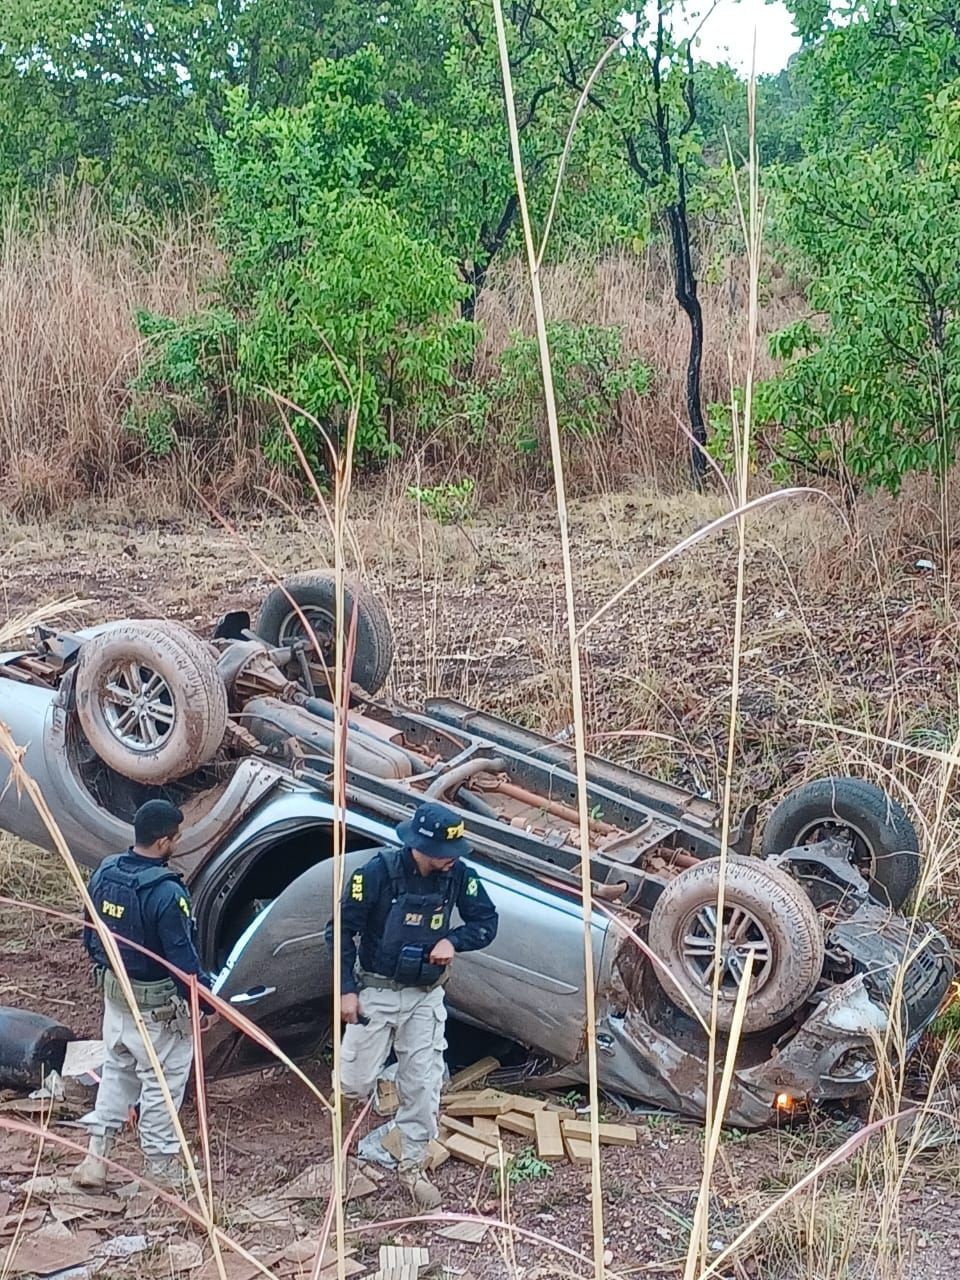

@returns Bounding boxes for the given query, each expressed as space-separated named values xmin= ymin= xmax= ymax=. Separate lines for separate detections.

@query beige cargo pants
xmin=81 ymin=997 xmax=194 ymax=1157
xmin=338 ymin=984 xmax=446 ymax=1169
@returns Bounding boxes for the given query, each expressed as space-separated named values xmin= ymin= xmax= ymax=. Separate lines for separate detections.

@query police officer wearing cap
xmin=325 ymin=801 xmax=498 ymax=1211
xmin=73 ymin=800 xmax=213 ymax=1191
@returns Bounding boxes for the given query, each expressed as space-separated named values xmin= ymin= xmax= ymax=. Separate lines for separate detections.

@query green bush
xmin=448 ymin=322 xmax=653 ymax=454
xmin=128 ymin=52 xmax=473 ymax=468
xmin=127 ymin=308 xmax=238 ymax=456
xmin=406 ymin=478 xmax=477 ymax=524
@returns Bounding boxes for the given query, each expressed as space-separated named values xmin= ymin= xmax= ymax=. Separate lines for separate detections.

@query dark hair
xmin=133 ymin=799 xmax=184 ymax=847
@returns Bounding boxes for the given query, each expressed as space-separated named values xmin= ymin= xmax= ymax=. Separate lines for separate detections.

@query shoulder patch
xmin=177 ymin=895 xmax=191 ymax=917
xmin=465 ymin=876 xmax=478 ymax=897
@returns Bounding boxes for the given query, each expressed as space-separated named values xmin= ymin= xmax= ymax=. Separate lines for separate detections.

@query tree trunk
xmin=461 ymin=194 xmax=520 ymax=322
xmin=666 ymin=198 xmax=707 ymax=485
xmin=460 ymin=258 xmax=489 ymax=323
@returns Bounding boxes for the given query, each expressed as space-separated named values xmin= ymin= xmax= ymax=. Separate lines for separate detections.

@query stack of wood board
xmin=432 ymin=1084 xmax=637 ymax=1169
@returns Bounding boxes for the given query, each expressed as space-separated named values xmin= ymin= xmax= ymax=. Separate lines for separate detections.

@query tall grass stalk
xmin=262 ymin=378 xmax=364 ymax=1280
xmin=321 ymin=385 xmax=360 ymax=1280
xmin=0 ymin=721 xmax=229 ymax=1280
xmin=686 ymin=68 xmax=765 ymax=1279
xmin=490 ymin=1 xmax=607 ymax=1271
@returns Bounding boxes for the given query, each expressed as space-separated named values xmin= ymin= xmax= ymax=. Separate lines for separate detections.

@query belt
xmin=356 ymin=967 xmax=449 ymax=993
xmin=101 ymin=968 xmax=178 ymax=1010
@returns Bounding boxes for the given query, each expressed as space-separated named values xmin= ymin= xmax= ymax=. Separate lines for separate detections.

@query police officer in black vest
xmin=325 ymin=801 xmax=498 ymax=1210
xmin=73 ymin=799 xmax=213 ymax=1190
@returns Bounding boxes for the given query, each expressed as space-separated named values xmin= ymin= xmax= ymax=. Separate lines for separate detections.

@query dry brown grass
xmin=473 ymin=243 xmax=800 ymax=490
xmin=0 ymin=196 xmax=804 ymax=515
xmin=0 ymin=191 xmax=250 ymax=516
xmin=0 ymin=832 xmax=79 ymax=942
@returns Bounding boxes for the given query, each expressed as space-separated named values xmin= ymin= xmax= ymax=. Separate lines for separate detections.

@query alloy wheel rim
xmin=102 ymin=662 xmax=176 ymax=751
xmin=679 ymin=901 xmax=773 ymax=996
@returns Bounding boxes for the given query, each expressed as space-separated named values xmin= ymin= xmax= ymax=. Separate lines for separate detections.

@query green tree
xmin=131 ymin=51 xmax=472 ymax=462
xmin=0 ymin=0 xmax=628 ymax=309
xmin=752 ymin=0 xmax=960 ymax=491
xmin=0 ymin=0 xmax=360 ymax=200
xmin=371 ymin=0 xmax=619 ymax=317
xmin=559 ymin=8 xmax=746 ymax=480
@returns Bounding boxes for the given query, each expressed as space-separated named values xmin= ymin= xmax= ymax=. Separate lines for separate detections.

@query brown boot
xmin=143 ymin=1154 xmax=206 ymax=1192
xmin=72 ymin=1133 xmax=115 ymax=1190
xmin=398 ymin=1162 xmax=441 ymax=1213
xmin=144 ymin=1155 xmax=184 ymax=1190
xmin=337 ymin=1095 xmax=365 ymax=1140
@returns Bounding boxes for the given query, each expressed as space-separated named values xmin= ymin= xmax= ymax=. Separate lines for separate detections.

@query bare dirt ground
xmin=2 ymin=485 xmax=960 ymax=1279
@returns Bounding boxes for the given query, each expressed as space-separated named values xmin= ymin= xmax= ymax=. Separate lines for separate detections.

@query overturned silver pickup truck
xmin=0 ymin=572 xmax=951 ymax=1126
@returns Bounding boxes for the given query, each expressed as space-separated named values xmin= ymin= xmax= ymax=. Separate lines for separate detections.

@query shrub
xmin=448 ymin=321 xmax=653 ymax=454
xmin=128 ymin=53 xmax=473 ymax=468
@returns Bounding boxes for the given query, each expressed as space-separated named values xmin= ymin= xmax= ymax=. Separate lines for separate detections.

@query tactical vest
xmin=366 ymin=848 xmax=459 ymax=987
xmin=86 ymin=854 xmax=182 ymax=982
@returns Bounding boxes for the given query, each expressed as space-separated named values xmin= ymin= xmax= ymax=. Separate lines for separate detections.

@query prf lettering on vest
xmin=101 ymin=900 xmax=125 ymax=919
xmin=351 ymin=873 xmax=363 ymax=902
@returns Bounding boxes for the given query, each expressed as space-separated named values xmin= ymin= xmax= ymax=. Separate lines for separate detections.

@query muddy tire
xmin=255 ymin=571 xmax=394 ymax=695
xmin=75 ymin=621 xmax=228 ymax=784
xmin=648 ymin=857 xmax=824 ymax=1034
xmin=761 ymin=777 xmax=920 ymax=909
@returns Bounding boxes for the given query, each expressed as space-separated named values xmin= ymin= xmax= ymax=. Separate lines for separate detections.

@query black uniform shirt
xmin=83 ymin=851 xmax=212 ymax=992
xmin=324 ymin=847 xmax=499 ymax=994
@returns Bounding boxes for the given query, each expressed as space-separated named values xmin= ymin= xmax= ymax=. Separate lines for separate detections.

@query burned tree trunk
xmin=667 ymin=177 xmax=707 ymax=484
xmin=460 ymin=194 xmax=520 ymax=322
xmin=623 ymin=20 xmax=709 ymax=487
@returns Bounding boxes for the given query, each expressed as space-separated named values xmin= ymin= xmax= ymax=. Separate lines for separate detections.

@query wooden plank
xmin=439 ymin=1115 xmax=499 ymax=1147
xmin=278 ymin=1159 xmax=376 ymax=1201
xmin=472 ymin=1116 xmax=500 ymax=1141
xmin=441 ymin=1088 xmax=496 ymax=1113
xmin=544 ymin=1105 xmax=577 ymax=1120
xmin=374 ymin=1078 xmax=399 ymax=1116
xmin=383 ymin=1126 xmax=447 ymax=1168
xmin=434 ymin=1220 xmax=489 ymax=1243
xmin=425 ymin=1140 xmax=449 ymax=1170
xmin=441 ymin=1133 xmax=500 ymax=1168
xmin=533 ymin=1109 xmax=565 ymax=1161
xmin=563 ymin=1136 xmax=595 ymax=1165
xmin=381 ymin=1125 xmax=402 ymax=1160
xmin=496 ymin=1095 xmax=547 ymax=1116
xmin=379 ymin=1244 xmax=429 ymax=1269
xmin=458 ymin=1097 xmax=512 ymax=1117
xmin=446 ymin=1057 xmax=500 ymax=1093
xmin=561 ymin=1120 xmax=637 ymax=1147
xmin=442 ymin=1090 xmax=512 ymax=1117
xmin=496 ymin=1111 xmax=537 ymax=1138
xmin=320 ymin=1264 xmax=364 ymax=1280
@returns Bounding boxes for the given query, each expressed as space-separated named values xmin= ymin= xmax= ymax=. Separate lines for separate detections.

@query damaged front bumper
xmin=576 ymin=917 xmax=955 ymax=1129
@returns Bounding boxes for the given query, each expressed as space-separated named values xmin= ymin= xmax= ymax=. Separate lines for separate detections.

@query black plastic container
xmin=0 ymin=1006 xmax=74 ymax=1089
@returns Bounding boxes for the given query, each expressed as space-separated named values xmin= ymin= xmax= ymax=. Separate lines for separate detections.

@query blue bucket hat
xmin=396 ymin=801 xmax=472 ymax=860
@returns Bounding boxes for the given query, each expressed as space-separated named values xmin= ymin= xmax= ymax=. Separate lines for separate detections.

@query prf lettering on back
xmin=101 ymin=899 xmax=125 ymax=919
